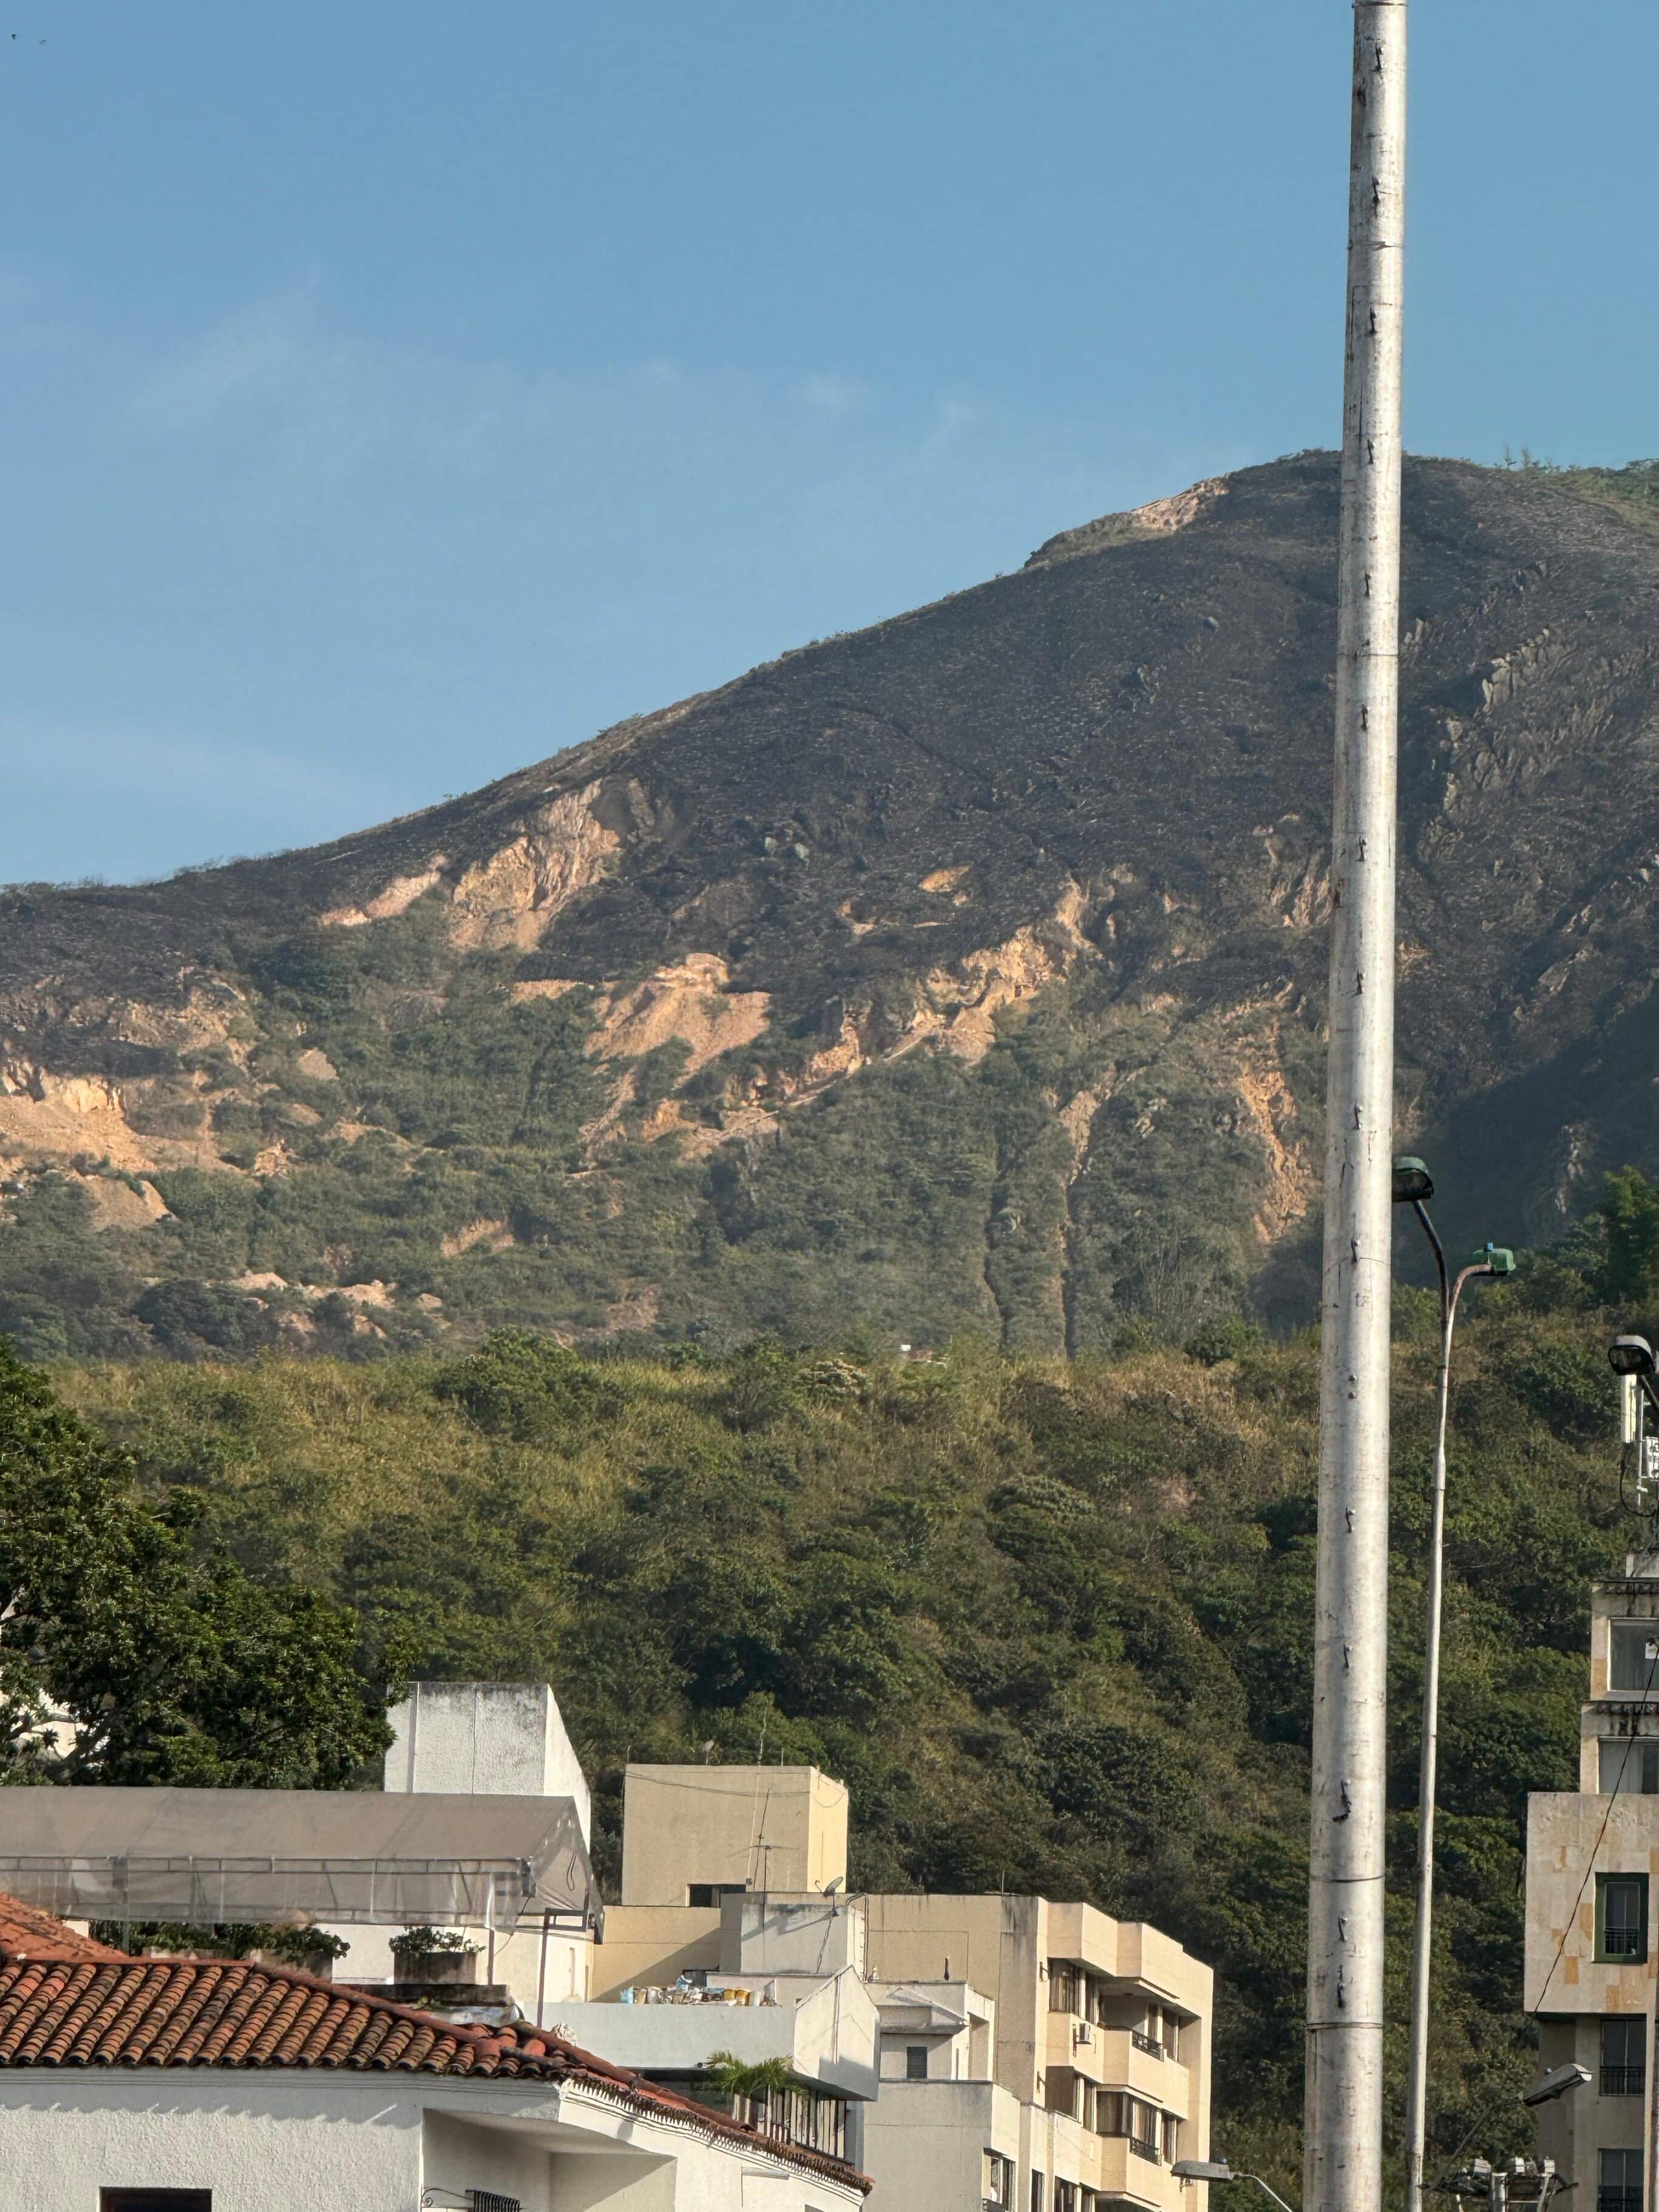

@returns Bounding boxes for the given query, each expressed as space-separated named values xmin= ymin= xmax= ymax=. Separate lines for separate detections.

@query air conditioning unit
xmin=1074 ymin=2021 xmax=1094 ymax=2049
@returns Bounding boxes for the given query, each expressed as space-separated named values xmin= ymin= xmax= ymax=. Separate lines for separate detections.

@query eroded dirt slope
xmin=4 ymin=452 xmax=1658 ymax=1358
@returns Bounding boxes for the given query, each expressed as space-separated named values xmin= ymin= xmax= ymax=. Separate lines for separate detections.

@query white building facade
xmin=0 ymin=1896 xmax=867 ymax=2211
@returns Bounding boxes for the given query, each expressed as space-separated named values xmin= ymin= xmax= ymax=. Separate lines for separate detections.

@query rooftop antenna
xmin=1309 ymin=13 xmax=1406 ymax=2212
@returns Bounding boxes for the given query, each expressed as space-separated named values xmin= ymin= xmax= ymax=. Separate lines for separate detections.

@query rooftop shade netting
xmin=0 ymin=1788 xmax=598 ymax=1930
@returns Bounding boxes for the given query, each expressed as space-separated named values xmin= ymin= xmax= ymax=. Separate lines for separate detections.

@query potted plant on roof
xmin=388 ymin=1926 xmax=481 ymax=1986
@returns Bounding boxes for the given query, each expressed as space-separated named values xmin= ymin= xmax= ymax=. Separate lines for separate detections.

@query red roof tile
xmin=0 ymin=1896 xmax=869 ymax=2193
xmin=0 ymin=1899 xmax=126 ymax=1963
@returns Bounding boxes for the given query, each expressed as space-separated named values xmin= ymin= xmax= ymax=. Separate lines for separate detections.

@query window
xmin=1600 ymin=1739 xmax=1659 ymax=1794
xmin=1048 ymin=1962 xmax=1082 ymax=2014
xmin=687 ymin=1882 xmax=745 ymax=1908
xmin=1162 ymin=2114 xmax=1182 ymax=2162
xmin=1031 ymin=2174 xmax=1047 ymax=2212
xmin=1601 ymin=2150 xmax=1643 ymax=2212
xmin=906 ymin=2044 xmax=928 ymax=2081
xmin=1603 ymin=2019 xmax=1646 ymax=2096
xmin=985 ymin=2151 xmax=1016 ymax=2207
xmin=101 ymin=2197 xmax=212 ymax=2212
xmin=1598 ymin=1875 xmax=1649 ymax=1962
xmin=1054 ymin=2185 xmax=1079 ymax=2212
xmin=1610 ymin=1624 xmax=1659 ymax=1692
xmin=1097 ymin=2092 xmax=1162 ymax=2159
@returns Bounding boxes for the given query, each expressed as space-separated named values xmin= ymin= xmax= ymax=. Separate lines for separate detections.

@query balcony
xmin=1087 ymin=2132 xmax=1182 ymax=2211
xmin=1045 ymin=2017 xmax=1191 ymax=2111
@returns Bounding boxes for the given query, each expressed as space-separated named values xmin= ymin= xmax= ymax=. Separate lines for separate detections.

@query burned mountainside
xmin=4 ymin=452 xmax=1659 ymax=1360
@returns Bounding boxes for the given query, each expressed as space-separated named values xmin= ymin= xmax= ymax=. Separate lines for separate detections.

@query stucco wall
xmin=620 ymin=1769 xmax=847 ymax=1905
xmin=1525 ymin=1793 xmax=1659 ymax=2014
xmin=862 ymin=2078 xmax=1019 ymax=2211
xmin=0 ymin=2071 xmax=424 ymax=2212
xmin=592 ymin=1907 xmax=727 ymax=2000
xmin=558 ymin=1970 xmax=878 ymax=2104
xmin=0 ymin=2069 xmax=864 ymax=2211
xmin=385 ymin=1680 xmax=592 ymax=1846
xmin=1532 ymin=2014 xmax=1644 ymax=2206
xmin=863 ymin=1893 xmax=1043 ymax=2102
xmin=426 ymin=2106 xmax=555 ymax=2207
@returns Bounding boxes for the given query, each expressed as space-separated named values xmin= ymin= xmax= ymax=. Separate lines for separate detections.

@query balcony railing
xmin=1131 ymin=2030 xmax=1165 ymax=2058
xmin=1604 ymin=1926 xmax=1644 ymax=1958
xmin=1599 ymin=2191 xmax=1641 ymax=2212
xmin=1602 ymin=2066 xmax=1646 ymax=2097
xmin=1129 ymin=2136 xmax=1162 ymax=2163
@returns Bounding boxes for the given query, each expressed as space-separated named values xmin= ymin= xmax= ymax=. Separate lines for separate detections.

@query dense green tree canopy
xmin=47 ymin=1193 xmax=1647 ymax=2198
xmin=0 ymin=1341 xmax=395 ymax=1786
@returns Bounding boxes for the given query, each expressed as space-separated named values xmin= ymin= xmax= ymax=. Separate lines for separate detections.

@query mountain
xmin=4 ymin=451 xmax=1659 ymax=1362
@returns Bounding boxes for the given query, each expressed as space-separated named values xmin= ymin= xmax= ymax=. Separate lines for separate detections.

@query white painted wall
xmin=0 ymin=2069 xmax=865 ymax=2211
xmin=0 ymin=2071 xmax=424 ymax=2212
xmin=387 ymin=1680 xmax=592 ymax=1847
xmin=558 ymin=1967 xmax=878 ymax=2102
xmin=426 ymin=2106 xmax=554 ymax=2207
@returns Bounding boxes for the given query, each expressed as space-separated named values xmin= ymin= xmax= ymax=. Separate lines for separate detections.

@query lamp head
xmin=1392 ymin=1156 xmax=1434 ymax=1204
xmin=1610 ymin=1335 xmax=1657 ymax=1380
xmin=1476 ymin=1243 xmax=1516 ymax=1277
xmin=1520 ymin=2060 xmax=1590 ymax=2107
xmin=1174 ymin=2162 xmax=1235 ymax=2185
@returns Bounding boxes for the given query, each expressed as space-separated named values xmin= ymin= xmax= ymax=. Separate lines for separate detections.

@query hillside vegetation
xmin=50 ymin=1190 xmax=1652 ymax=2195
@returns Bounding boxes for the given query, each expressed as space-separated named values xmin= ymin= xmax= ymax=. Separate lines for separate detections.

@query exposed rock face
xmin=3 ymin=452 xmax=1659 ymax=1358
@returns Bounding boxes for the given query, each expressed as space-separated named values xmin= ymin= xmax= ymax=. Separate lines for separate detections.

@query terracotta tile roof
xmin=0 ymin=1897 xmax=870 ymax=2193
xmin=0 ymin=1899 xmax=126 ymax=1964
xmin=0 ymin=1948 xmax=569 ymax=2078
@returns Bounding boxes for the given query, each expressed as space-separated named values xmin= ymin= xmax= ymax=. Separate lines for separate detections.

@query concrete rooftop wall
xmin=384 ymin=1680 xmax=592 ymax=1846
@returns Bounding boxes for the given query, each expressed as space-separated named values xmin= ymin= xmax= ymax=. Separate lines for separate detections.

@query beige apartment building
xmin=561 ymin=1761 xmax=1214 ymax=2212
xmin=1526 ymin=1555 xmax=1659 ymax=2212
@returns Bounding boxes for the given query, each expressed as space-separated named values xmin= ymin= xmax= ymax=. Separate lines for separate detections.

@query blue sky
xmin=2 ymin=1 xmax=1655 ymax=886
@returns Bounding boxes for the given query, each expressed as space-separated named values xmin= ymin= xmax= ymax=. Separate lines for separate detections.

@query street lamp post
xmin=1393 ymin=1155 xmax=1515 ymax=2212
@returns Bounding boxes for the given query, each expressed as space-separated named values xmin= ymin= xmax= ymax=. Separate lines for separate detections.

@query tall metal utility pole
xmin=1306 ymin=9 xmax=1407 ymax=2212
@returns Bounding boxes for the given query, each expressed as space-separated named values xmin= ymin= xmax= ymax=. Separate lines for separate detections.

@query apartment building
xmin=565 ymin=1762 xmax=1214 ymax=2212
xmin=1526 ymin=1555 xmax=1659 ymax=2212
xmin=864 ymin=1890 xmax=1211 ymax=2212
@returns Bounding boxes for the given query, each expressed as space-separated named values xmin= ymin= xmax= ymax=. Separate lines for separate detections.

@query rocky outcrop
xmin=5 ymin=453 xmax=1659 ymax=1355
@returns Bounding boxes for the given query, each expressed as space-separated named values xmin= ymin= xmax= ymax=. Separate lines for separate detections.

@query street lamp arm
xmin=1413 ymin=1196 xmax=1449 ymax=1309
